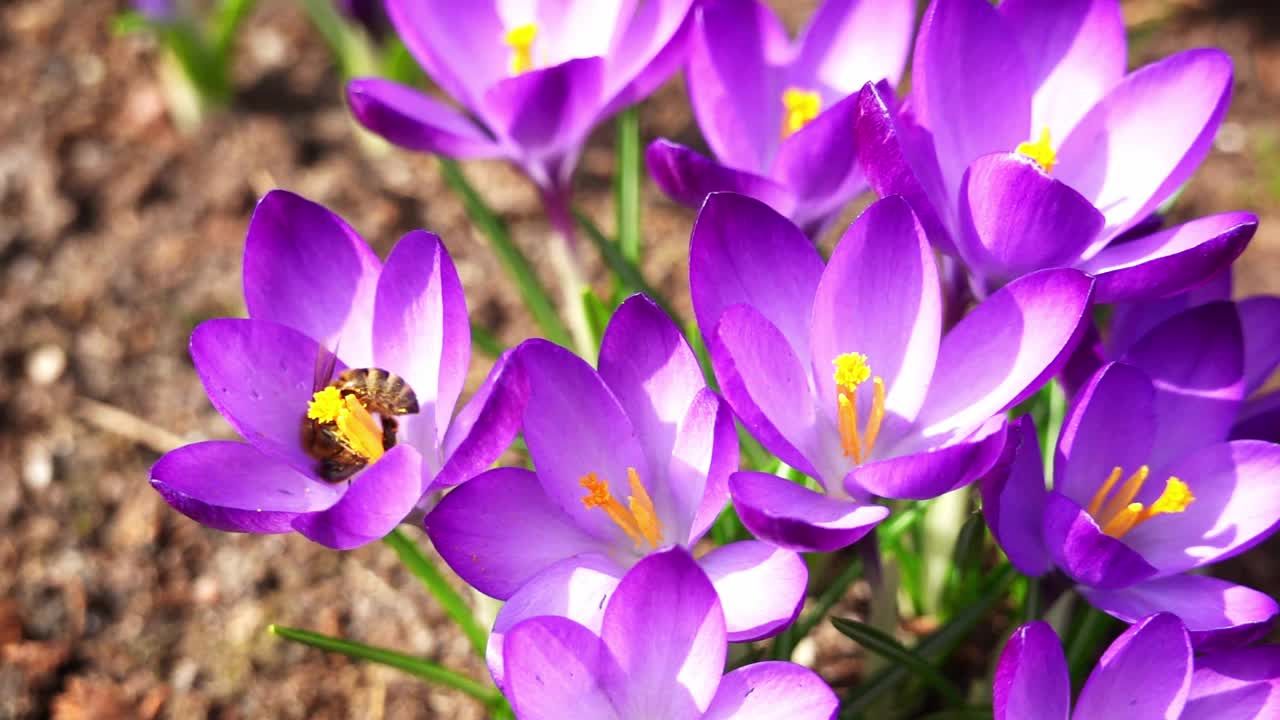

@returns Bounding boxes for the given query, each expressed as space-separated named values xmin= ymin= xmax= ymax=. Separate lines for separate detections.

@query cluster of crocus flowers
xmin=502 ymin=547 xmax=838 ymax=720
xmin=690 ymin=192 xmax=1092 ymax=551
xmin=995 ymin=614 xmax=1280 ymax=719
xmin=983 ymin=302 xmax=1280 ymax=644
xmin=646 ymin=0 xmax=914 ymax=237
xmin=855 ymin=0 xmax=1256 ymax=300
xmin=149 ymin=191 xmax=527 ymax=549
xmin=346 ymin=0 xmax=695 ymax=226
xmin=426 ymin=296 xmax=808 ymax=681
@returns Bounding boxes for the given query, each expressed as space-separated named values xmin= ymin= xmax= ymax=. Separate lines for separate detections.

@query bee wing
xmin=313 ymin=341 xmax=340 ymax=392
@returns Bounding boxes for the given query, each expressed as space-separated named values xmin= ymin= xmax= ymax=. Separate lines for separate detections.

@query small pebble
xmin=1216 ymin=121 xmax=1247 ymax=155
xmin=26 ymin=344 xmax=66 ymax=386
xmin=22 ymin=441 xmax=54 ymax=491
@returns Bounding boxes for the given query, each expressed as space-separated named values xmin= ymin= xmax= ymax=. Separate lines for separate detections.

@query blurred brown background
xmin=2 ymin=1 xmax=1278 ymax=717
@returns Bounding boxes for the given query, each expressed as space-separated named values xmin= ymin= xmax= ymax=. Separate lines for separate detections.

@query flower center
xmin=307 ymin=386 xmax=385 ymax=462
xmin=504 ymin=23 xmax=538 ymax=75
xmin=1085 ymin=465 xmax=1195 ymax=539
xmin=781 ymin=87 xmax=821 ymax=139
xmin=833 ymin=353 xmax=886 ymax=464
xmin=1016 ymin=127 xmax=1058 ymax=173
xmin=580 ymin=468 xmax=664 ymax=550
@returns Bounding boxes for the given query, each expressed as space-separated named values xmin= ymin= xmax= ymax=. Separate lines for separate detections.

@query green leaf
xmin=840 ymin=564 xmax=1017 ymax=719
xmin=439 ymin=159 xmax=573 ymax=348
xmin=831 ymin=617 xmax=966 ymax=707
xmin=581 ymin=287 xmax=612 ymax=351
xmin=1066 ymin=605 xmax=1117 ymax=688
xmin=469 ymin=321 xmax=506 ymax=358
xmin=211 ymin=0 xmax=256 ymax=59
xmin=113 ymin=11 xmax=153 ymax=35
xmin=771 ymin=554 xmax=862 ymax=660
xmin=382 ymin=529 xmax=489 ymax=658
xmin=268 ymin=624 xmax=505 ymax=708
xmin=574 ymin=208 xmax=676 ymax=321
xmin=614 ymin=106 xmax=642 ymax=264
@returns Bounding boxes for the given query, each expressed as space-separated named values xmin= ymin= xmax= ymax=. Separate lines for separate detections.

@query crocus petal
xmin=346 ymin=79 xmax=504 ymax=158
xmin=917 ymin=269 xmax=1093 ymax=438
xmin=703 ymin=661 xmax=839 ymax=720
xmin=1083 ymin=574 xmax=1279 ymax=650
xmin=519 ymin=339 xmax=653 ymax=545
xmin=852 ymin=417 xmax=1008 ymax=501
xmin=1042 ymin=491 xmax=1159 ymax=589
xmin=729 ymin=472 xmax=889 ymax=553
xmin=373 ymin=231 xmax=470 ymax=461
xmin=1121 ymin=302 xmax=1244 ymax=465
xmin=291 ymin=444 xmax=424 ymax=550
xmin=488 ymin=553 xmax=624 ymax=689
xmin=711 ymin=305 xmax=822 ymax=479
xmin=677 ymin=388 xmax=739 ymax=545
xmin=1082 ymin=212 xmax=1256 ymax=304
xmin=980 ymin=416 xmax=1054 ymax=577
xmin=912 ymin=0 xmax=1033 ymax=200
xmin=769 ymin=91 xmax=867 ymax=232
xmin=993 ymin=622 xmax=1070 ymax=720
xmin=242 ymin=190 xmax=380 ymax=368
xmin=686 ymin=0 xmax=788 ymax=172
xmin=698 ymin=541 xmax=807 ymax=642
xmin=1054 ymin=362 xmax=1157 ymax=508
xmin=190 ymin=318 xmax=330 ymax=474
xmin=1240 ymin=296 xmax=1280 ymax=395
xmin=690 ymin=192 xmax=825 ymax=363
xmin=1183 ymin=646 xmax=1280 ymax=720
xmin=384 ymin=0 xmax=505 ymax=110
xmin=434 ymin=349 xmax=528 ymax=490
xmin=503 ymin=616 xmax=622 ymax=720
xmin=1123 ymin=441 xmax=1280 ymax=573
xmin=956 ymin=153 xmax=1103 ymax=283
xmin=1057 ymin=49 xmax=1234 ymax=241
xmin=1107 ymin=268 xmax=1232 ymax=357
xmin=602 ymin=0 xmax=696 ymax=113
xmin=645 ymin=140 xmax=798 ymax=217
xmin=425 ymin=467 xmax=609 ymax=599
xmin=791 ymin=0 xmax=916 ymax=95
xmin=809 ymin=195 xmax=941 ymax=449
xmin=853 ymin=83 xmax=954 ymax=254
xmin=1073 ymin=613 xmax=1192 ymax=720
xmin=599 ymin=294 xmax=710 ymax=537
xmin=1233 ymin=390 xmax=1280 ymax=444
xmin=150 ymin=441 xmax=341 ymax=534
xmin=482 ymin=57 xmax=605 ymax=160
xmin=999 ymin=0 xmax=1126 ymax=137
xmin=601 ymin=548 xmax=726 ymax=720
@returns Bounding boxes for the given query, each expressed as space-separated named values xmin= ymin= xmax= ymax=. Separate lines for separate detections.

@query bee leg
xmin=380 ymin=416 xmax=399 ymax=450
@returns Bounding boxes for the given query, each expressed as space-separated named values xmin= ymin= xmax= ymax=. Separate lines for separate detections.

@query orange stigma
xmin=1086 ymin=465 xmax=1194 ymax=539
xmin=580 ymin=468 xmax=664 ymax=549
xmin=1016 ymin=127 xmax=1058 ymax=173
xmin=833 ymin=353 xmax=886 ymax=464
xmin=781 ymin=87 xmax=821 ymax=138
xmin=504 ymin=23 xmax=537 ymax=75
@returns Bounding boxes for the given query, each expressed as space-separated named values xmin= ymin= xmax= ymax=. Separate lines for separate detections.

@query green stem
xmin=1043 ymin=380 xmax=1066 ymax=481
xmin=269 ymin=624 xmax=504 ymax=708
xmin=1023 ymin=576 xmax=1043 ymax=624
xmin=470 ymin=321 xmax=506 ymax=358
xmin=1066 ymin=606 xmax=1115 ymax=687
xmin=438 ymin=159 xmax=573 ymax=349
xmin=296 ymin=0 xmax=379 ymax=79
xmin=212 ymin=0 xmax=256 ymax=59
xmin=574 ymin=209 xmax=677 ymax=321
xmin=920 ymin=486 xmax=969 ymax=616
xmin=614 ymin=106 xmax=642 ymax=264
xmin=382 ymin=529 xmax=489 ymax=658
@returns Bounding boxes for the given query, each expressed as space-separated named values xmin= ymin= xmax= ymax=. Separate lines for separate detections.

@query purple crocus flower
xmin=426 ymin=295 xmax=807 ymax=681
xmin=692 ymin=192 xmax=1092 ymax=552
xmin=645 ymin=0 xmax=915 ymax=238
xmin=346 ymin=0 xmax=694 ymax=226
xmin=149 ymin=191 xmax=526 ymax=550
xmin=996 ymin=615 xmax=1280 ymax=719
xmin=503 ymin=546 xmax=838 ymax=720
xmin=133 ymin=0 xmax=177 ymax=22
xmin=983 ymin=303 xmax=1280 ymax=646
xmin=855 ymin=0 xmax=1255 ymax=300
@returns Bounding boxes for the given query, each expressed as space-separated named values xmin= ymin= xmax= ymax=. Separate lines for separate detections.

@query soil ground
xmin=2 ymin=1 xmax=1278 ymax=718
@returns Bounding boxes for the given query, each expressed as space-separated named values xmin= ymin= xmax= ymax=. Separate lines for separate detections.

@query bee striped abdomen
xmin=335 ymin=368 xmax=420 ymax=416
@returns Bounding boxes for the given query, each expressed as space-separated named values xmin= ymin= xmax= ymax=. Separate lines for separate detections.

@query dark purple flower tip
xmin=980 ymin=415 xmax=1054 ymax=577
xmin=729 ymin=471 xmax=888 ymax=553
xmin=645 ymin=138 xmax=798 ymax=218
xmin=346 ymin=78 xmax=504 ymax=159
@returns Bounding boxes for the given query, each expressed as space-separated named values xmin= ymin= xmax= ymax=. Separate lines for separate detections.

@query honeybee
xmin=302 ymin=346 xmax=420 ymax=482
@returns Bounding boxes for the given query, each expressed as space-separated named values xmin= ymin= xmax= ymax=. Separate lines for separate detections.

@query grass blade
xmin=614 ymin=106 xmax=642 ymax=263
xmin=382 ymin=528 xmax=489 ymax=658
xmin=831 ymin=617 xmax=966 ymax=707
xmin=574 ymin=209 xmax=676 ymax=321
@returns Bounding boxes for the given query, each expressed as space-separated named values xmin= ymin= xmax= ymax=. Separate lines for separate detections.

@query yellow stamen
xmin=580 ymin=469 xmax=664 ymax=550
xmin=1087 ymin=466 xmax=1195 ymax=539
xmin=832 ymin=354 xmax=887 ymax=464
xmin=1016 ymin=127 xmax=1058 ymax=173
xmin=307 ymin=387 xmax=385 ymax=462
xmin=781 ymin=87 xmax=822 ymax=138
xmin=504 ymin=23 xmax=538 ymax=75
